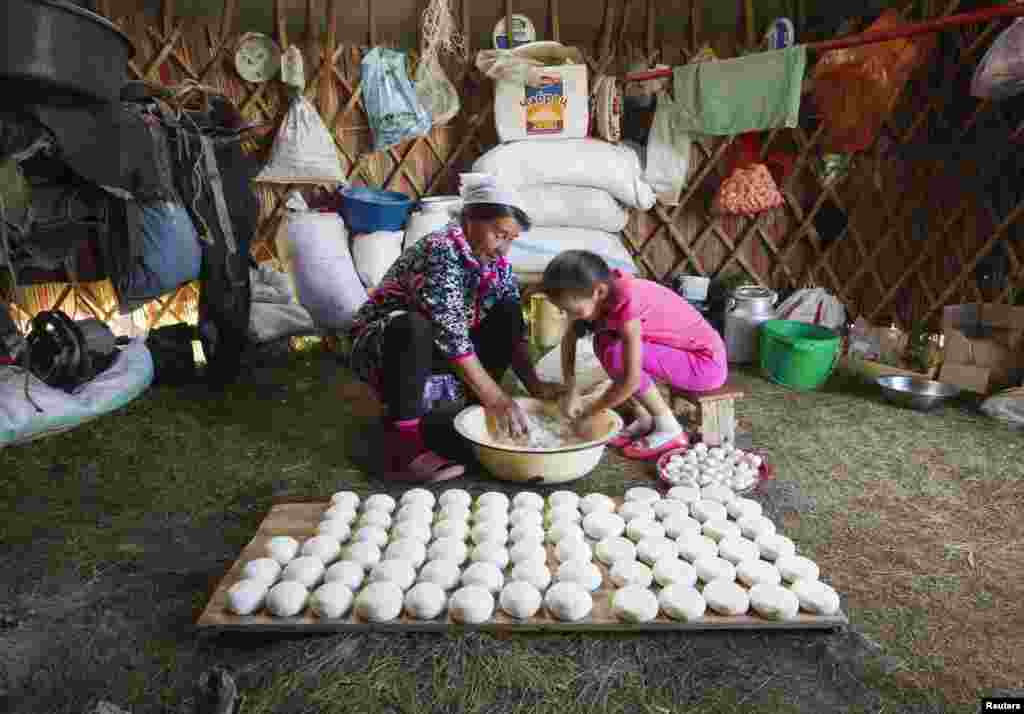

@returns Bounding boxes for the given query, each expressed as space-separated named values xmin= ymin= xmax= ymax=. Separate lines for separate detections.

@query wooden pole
xmin=505 ymin=0 xmax=514 ymax=49
xmin=162 ymin=0 xmax=175 ymax=38
xmin=690 ymin=0 xmax=700 ymax=54
xmin=599 ymin=0 xmax=616 ymax=60
xmin=322 ymin=0 xmax=339 ymax=119
xmin=306 ymin=0 xmax=317 ymax=63
xmin=220 ymin=0 xmax=237 ymax=45
xmin=275 ymin=0 xmax=288 ymax=49
xmin=550 ymin=0 xmax=561 ymax=43
xmin=645 ymin=0 xmax=655 ymax=59
xmin=462 ymin=0 xmax=471 ymax=59
xmin=369 ymin=0 xmax=377 ymax=46
xmin=745 ymin=0 xmax=755 ymax=49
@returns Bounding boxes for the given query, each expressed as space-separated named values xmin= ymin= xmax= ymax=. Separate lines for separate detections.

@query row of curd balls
xmin=226 ymin=486 xmax=840 ymax=624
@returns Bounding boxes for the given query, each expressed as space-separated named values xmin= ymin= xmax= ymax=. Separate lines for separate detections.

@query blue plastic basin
xmin=339 ymin=186 xmax=414 ymax=233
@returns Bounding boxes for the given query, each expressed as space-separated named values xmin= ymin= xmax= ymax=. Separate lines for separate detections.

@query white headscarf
xmin=459 ymin=172 xmax=524 ymax=212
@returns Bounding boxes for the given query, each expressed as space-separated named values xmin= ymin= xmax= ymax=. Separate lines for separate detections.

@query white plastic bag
xmin=516 ymin=185 xmax=627 ymax=232
xmin=255 ymin=96 xmax=346 ymax=185
xmin=351 ymin=231 xmax=404 ymax=289
xmin=645 ymin=92 xmax=692 ymax=206
xmin=972 ymin=18 xmax=1024 ymax=101
xmin=249 ymin=265 xmax=318 ymax=344
xmin=362 ymin=48 xmax=433 ymax=151
xmin=774 ymin=288 xmax=847 ymax=330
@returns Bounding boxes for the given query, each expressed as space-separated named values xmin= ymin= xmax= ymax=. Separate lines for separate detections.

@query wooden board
xmin=197 ymin=501 xmax=848 ymax=633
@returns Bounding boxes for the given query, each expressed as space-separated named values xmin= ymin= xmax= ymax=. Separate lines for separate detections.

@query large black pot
xmin=0 ymin=0 xmax=134 ymax=107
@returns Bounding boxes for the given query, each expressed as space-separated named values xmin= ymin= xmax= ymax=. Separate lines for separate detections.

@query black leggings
xmin=379 ymin=299 xmax=525 ymax=422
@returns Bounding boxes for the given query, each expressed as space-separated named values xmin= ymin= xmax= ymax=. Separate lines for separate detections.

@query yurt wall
xmin=3 ymin=0 xmax=1022 ymax=334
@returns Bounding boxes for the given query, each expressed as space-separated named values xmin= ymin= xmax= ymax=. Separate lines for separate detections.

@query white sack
xmin=0 ymin=340 xmax=153 ymax=448
xmin=472 ymin=139 xmax=656 ymax=210
xmin=249 ymin=266 xmax=318 ymax=344
xmin=351 ymin=231 xmax=404 ymax=289
xmin=774 ymin=288 xmax=847 ymax=330
xmin=278 ymin=213 xmax=367 ymax=329
xmin=508 ymin=226 xmax=638 ymax=277
xmin=255 ymin=96 xmax=346 ymax=186
xmin=517 ymin=186 xmax=627 ymax=232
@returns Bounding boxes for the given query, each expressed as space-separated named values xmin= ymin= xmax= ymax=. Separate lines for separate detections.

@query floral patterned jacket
xmin=346 ymin=222 xmax=524 ymax=363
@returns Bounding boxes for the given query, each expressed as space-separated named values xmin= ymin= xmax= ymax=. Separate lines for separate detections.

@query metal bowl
xmin=876 ymin=375 xmax=961 ymax=411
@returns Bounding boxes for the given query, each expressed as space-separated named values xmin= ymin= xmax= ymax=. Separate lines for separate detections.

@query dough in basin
xmin=266 ymin=581 xmax=309 ymax=617
xmin=227 ymin=579 xmax=268 ymax=615
xmin=309 ymin=582 xmax=354 ymax=618
xmin=449 ymin=585 xmax=495 ymax=624
xmin=658 ymin=585 xmax=706 ymax=622
xmin=404 ymin=582 xmax=448 ymax=620
xmin=703 ymin=578 xmax=750 ymax=616
xmin=500 ymin=581 xmax=543 ymax=619
xmin=544 ymin=581 xmax=593 ymax=622
xmin=354 ymin=581 xmax=404 ymax=622
xmin=612 ymin=585 xmax=660 ymax=623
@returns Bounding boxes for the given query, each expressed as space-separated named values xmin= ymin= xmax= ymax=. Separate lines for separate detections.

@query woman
xmin=345 ymin=173 xmax=563 ymax=482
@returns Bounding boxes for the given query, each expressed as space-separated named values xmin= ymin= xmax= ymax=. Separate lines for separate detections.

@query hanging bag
xmin=254 ymin=95 xmax=346 ymax=185
xmin=362 ymin=48 xmax=433 ymax=151
xmin=972 ymin=18 xmax=1024 ymax=101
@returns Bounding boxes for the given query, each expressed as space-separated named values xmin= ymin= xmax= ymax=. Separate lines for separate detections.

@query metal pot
xmin=403 ymin=196 xmax=461 ymax=250
xmin=0 ymin=0 xmax=134 ymax=107
xmin=724 ymin=285 xmax=778 ymax=364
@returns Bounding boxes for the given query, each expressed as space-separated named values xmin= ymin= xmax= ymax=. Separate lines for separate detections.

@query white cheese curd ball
xmin=776 ymin=555 xmax=820 ymax=583
xmin=330 ymin=491 xmax=361 ymax=511
xmin=694 ymin=556 xmax=736 ymax=583
xmin=556 ymin=560 xmax=603 ymax=592
xmin=583 ymin=512 xmax=626 ymax=540
xmin=476 ymin=491 xmax=511 ymax=513
xmin=395 ymin=504 xmax=434 ymax=526
xmin=354 ymin=581 xmax=403 ymax=622
xmin=472 ymin=507 xmax=510 ymax=528
xmin=711 ymin=531 xmax=753 ymax=560
xmin=725 ymin=497 xmax=763 ymax=521
xmin=357 ymin=509 xmax=392 ymax=530
xmin=352 ymin=525 xmax=389 ymax=549
xmin=438 ymin=503 xmax=472 ymax=523
xmin=512 ymin=491 xmax=545 ymax=512
xmin=392 ymin=520 xmax=432 ymax=544
xmin=737 ymin=515 xmax=776 ymax=541
xmin=344 ymin=541 xmax=382 ymax=571
xmin=666 ymin=486 xmax=701 ymax=504
xmin=400 ymin=487 xmax=436 ymax=509
xmin=439 ymin=488 xmax=472 ymax=509
xmin=703 ymin=578 xmax=750 ymax=616
xmin=544 ymin=582 xmax=593 ymax=622
xmin=626 ymin=518 xmax=666 ymax=543
xmin=462 ymin=561 xmax=505 ymax=585
xmin=310 ymin=582 xmax=355 ymax=619
xmin=701 ymin=484 xmax=736 ymax=505
xmin=595 ymin=537 xmax=637 ymax=566
xmin=637 ymin=537 xmax=677 ymax=565
xmin=301 ymin=535 xmax=343 ymax=565
xmin=281 ymin=556 xmax=326 ymax=589
xmin=470 ymin=542 xmax=510 ymax=570
xmin=663 ymin=515 xmax=702 ymax=540
xmin=433 ymin=519 xmax=471 ymax=542
xmin=579 ymin=493 xmax=617 ymax=515
xmin=625 ymin=486 xmax=662 ymax=504
xmin=322 ymin=504 xmax=358 ymax=524
xmin=449 ymin=585 xmax=495 ymax=624
xmin=659 ymin=585 xmax=706 ymax=622
xmin=417 ymin=560 xmax=462 ymax=590
xmin=756 ymin=533 xmax=796 ymax=562
xmin=266 ymin=581 xmax=309 ymax=617
xmin=612 ymin=585 xmax=660 ymax=623
xmin=404 ymin=582 xmax=448 ymax=620
xmin=509 ymin=561 xmax=552 ymax=591
xmin=790 ymin=579 xmax=840 ymax=616
xmin=691 ymin=500 xmax=728 ymax=524
xmin=242 ymin=557 xmax=282 ymax=585
xmin=545 ymin=505 xmax=582 ymax=526
xmin=362 ymin=493 xmax=397 ymax=514
xmin=316 ymin=519 xmax=352 ymax=542
xmin=227 ymin=579 xmax=268 ymax=615
xmin=610 ymin=559 xmax=654 ymax=588
xmin=653 ymin=558 xmax=697 ymax=588
xmin=677 ymin=534 xmax=719 ymax=563
xmin=471 ymin=522 xmax=509 ymax=546
xmin=617 ymin=501 xmax=655 ymax=522
xmin=509 ymin=539 xmax=547 ymax=566
xmin=325 ymin=560 xmax=365 ymax=591
xmin=748 ymin=584 xmax=799 ymax=621
xmin=510 ymin=523 xmax=546 ymax=545
xmin=547 ymin=491 xmax=580 ymax=511
xmin=546 ymin=522 xmax=586 ymax=545
xmin=428 ymin=537 xmax=469 ymax=565
xmin=509 ymin=508 xmax=544 ymax=530
xmin=555 ymin=538 xmax=593 ymax=564
xmin=265 ymin=536 xmax=301 ymax=565
xmin=653 ymin=500 xmax=688 ymax=522
xmin=384 ymin=539 xmax=428 ymax=568
xmin=500 ymin=581 xmax=543 ymax=619
xmin=736 ymin=559 xmax=782 ymax=588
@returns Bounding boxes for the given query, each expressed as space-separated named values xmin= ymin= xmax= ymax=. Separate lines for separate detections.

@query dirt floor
xmin=0 ymin=345 xmax=1021 ymax=714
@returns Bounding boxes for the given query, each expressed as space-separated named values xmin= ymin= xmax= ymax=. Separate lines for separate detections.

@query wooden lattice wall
xmin=3 ymin=0 xmax=1022 ymax=332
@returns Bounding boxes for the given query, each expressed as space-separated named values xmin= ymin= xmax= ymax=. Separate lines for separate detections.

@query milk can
xmin=724 ymin=285 xmax=778 ymax=364
xmin=403 ymin=196 xmax=462 ymax=250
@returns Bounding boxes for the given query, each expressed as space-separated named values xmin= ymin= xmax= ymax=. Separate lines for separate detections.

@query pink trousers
xmin=594 ymin=332 xmax=728 ymax=396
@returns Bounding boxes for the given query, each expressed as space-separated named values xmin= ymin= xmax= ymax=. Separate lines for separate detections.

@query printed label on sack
xmin=522 ymin=75 xmax=568 ymax=135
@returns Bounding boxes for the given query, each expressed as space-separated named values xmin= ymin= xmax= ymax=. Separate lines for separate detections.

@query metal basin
xmin=876 ymin=375 xmax=961 ymax=411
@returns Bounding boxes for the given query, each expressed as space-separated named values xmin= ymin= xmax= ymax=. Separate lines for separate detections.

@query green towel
xmin=671 ymin=46 xmax=807 ymax=136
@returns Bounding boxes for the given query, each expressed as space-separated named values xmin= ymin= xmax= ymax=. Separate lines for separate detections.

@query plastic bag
xmin=475 ymin=43 xmax=585 ymax=85
xmin=774 ymin=287 xmax=847 ymax=330
xmin=361 ymin=48 xmax=432 ymax=151
xmin=811 ymin=10 xmax=935 ymax=153
xmin=254 ymin=96 xmax=346 ymax=185
xmin=972 ymin=19 xmax=1024 ymax=101
xmin=415 ymin=54 xmax=460 ymax=126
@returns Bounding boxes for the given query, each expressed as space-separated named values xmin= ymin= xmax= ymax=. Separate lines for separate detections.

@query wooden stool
xmin=662 ymin=382 xmax=745 ymax=447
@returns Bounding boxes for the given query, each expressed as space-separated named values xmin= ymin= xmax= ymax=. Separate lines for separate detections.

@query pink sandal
xmin=385 ymin=450 xmax=466 ymax=483
xmin=608 ymin=432 xmax=637 ymax=449
xmin=621 ymin=433 xmax=689 ymax=462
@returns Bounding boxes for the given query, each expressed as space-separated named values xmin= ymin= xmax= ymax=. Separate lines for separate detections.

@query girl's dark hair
xmin=461 ymin=202 xmax=532 ymax=232
xmin=542 ymin=250 xmax=616 ymax=339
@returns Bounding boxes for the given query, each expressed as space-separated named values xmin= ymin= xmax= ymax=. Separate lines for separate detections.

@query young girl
xmin=542 ymin=250 xmax=728 ymax=460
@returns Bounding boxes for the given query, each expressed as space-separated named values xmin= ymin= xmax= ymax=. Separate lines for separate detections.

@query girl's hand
xmin=560 ymin=390 xmax=584 ymax=420
xmin=530 ymin=380 xmax=566 ymax=402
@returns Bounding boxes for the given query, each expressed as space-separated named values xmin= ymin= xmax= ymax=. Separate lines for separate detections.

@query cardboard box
xmin=940 ymin=303 xmax=1024 ymax=394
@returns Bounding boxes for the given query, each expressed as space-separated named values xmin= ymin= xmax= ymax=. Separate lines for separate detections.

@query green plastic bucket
xmin=759 ymin=320 xmax=841 ymax=391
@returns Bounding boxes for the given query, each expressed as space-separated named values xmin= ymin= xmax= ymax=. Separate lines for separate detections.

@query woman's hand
xmin=560 ymin=389 xmax=584 ymax=420
xmin=530 ymin=380 xmax=566 ymax=402
xmin=485 ymin=393 xmax=531 ymax=441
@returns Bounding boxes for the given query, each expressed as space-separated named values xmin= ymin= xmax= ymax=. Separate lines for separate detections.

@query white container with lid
xmin=403 ymin=196 xmax=462 ymax=251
